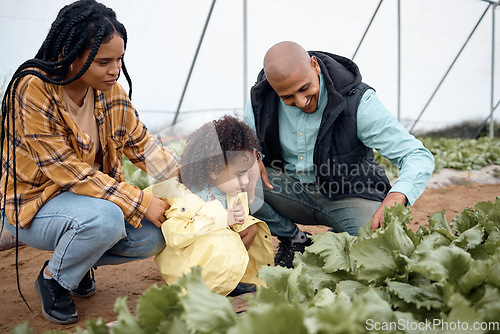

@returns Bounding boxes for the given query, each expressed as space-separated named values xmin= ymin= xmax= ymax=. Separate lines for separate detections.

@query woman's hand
xmin=145 ymin=195 xmax=169 ymax=228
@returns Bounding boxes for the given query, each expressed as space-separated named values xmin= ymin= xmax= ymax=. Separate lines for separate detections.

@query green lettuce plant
xmin=374 ymin=137 xmax=500 ymax=180
xmin=12 ymin=198 xmax=500 ymax=334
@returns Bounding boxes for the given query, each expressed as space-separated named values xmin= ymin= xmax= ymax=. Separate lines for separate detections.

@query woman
xmin=0 ymin=0 xmax=178 ymax=324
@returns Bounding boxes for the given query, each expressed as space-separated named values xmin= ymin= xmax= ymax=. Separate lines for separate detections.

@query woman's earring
xmin=70 ymin=64 xmax=74 ymax=71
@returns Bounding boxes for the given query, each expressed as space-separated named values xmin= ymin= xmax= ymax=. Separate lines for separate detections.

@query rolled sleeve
xmin=357 ymin=89 xmax=435 ymax=205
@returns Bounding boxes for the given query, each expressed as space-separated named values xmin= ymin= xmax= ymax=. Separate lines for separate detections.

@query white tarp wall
xmin=1 ymin=0 xmax=499 ymax=135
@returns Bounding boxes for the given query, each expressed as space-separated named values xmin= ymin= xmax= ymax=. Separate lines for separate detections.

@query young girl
xmin=146 ymin=115 xmax=273 ymax=296
xmin=1 ymin=0 xmax=178 ymax=324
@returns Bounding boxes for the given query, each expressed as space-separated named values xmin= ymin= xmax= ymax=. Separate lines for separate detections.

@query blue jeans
xmin=4 ymin=191 xmax=165 ymax=291
xmin=250 ymin=168 xmax=381 ymax=238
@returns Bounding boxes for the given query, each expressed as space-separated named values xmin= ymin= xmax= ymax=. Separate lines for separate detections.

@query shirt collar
xmin=209 ymin=184 xmax=226 ymax=197
xmin=317 ymin=73 xmax=327 ymax=113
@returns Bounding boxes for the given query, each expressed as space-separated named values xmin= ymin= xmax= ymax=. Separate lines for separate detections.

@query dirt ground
xmin=1 ymin=181 xmax=499 ymax=334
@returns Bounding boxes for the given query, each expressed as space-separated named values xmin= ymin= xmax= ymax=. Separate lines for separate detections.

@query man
xmin=245 ymin=41 xmax=434 ymax=268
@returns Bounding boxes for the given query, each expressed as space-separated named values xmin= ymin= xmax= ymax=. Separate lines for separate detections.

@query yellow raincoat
xmin=145 ymin=178 xmax=274 ymax=296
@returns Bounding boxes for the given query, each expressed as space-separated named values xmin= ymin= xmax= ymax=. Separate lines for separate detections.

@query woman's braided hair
xmin=8 ymin=0 xmax=131 ymax=94
xmin=0 ymin=0 xmax=131 ymax=309
xmin=1 ymin=0 xmax=131 ymax=220
xmin=179 ymin=115 xmax=261 ymax=192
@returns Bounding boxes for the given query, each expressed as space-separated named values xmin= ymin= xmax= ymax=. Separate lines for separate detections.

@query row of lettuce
xmin=375 ymin=137 xmax=500 ymax=180
xmin=12 ymin=137 xmax=499 ymax=333
xmin=13 ymin=198 xmax=500 ymax=333
xmin=122 ymin=137 xmax=500 ymax=189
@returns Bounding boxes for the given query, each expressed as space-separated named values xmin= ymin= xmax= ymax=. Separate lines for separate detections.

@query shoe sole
xmin=70 ymin=289 xmax=96 ymax=298
xmin=35 ymin=279 xmax=79 ymax=325
xmin=70 ymin=278 xmax=96 ymax=298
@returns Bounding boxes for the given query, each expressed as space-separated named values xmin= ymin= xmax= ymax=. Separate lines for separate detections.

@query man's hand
xmin=258 ymin=158 xmax=273 ymax=190
xmin=371 ymin=192 xmax=408 ymax=232
xmin=145 ymin=195 xmax=169 ymax=228
xmin=246 ymin=160 xmax=260 ymax=204
xmin=246 ymin=153 xmax=273 ymax=203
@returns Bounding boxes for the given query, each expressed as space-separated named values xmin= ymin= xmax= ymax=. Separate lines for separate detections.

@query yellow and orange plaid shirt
xmin=1 ymin=73 xmax=179 ymax=228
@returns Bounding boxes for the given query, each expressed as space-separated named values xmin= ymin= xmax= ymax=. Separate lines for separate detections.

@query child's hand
xmin=230 ymin=204 xmax=246 ymax=224
xmin=227 ymin=209 xmax=236 ymax=226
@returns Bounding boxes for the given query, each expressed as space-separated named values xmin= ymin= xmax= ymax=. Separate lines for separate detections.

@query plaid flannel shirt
xmin=1 ymin=73 xmax=179 ymax=228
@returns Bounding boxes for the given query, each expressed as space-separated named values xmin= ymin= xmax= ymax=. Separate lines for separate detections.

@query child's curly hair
xmin=180 ymin=115 xmax=261 ymax=191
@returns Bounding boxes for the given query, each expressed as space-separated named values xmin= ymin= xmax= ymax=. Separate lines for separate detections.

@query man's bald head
xmin=261 ymin=41 xmax=322 ymax=113
xmin=263 ymin=41 xmax=314 ymax=82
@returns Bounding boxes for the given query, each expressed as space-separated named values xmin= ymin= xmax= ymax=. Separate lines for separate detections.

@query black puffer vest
xmin=250 ymin=51 xmax=391 ymax=202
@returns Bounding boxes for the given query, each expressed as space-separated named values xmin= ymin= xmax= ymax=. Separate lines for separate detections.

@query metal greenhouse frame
xmin=172 ymin=0 xmax=498 ymax=138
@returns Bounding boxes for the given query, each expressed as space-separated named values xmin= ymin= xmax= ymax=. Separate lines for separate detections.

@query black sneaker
xmin=70 ymin=268 xmax=96 ymax=298
xmin=274 ymin=232 xmax=312 ymax=268
xmin=34 ymin=261 xmax=79 ymax=324
xmin=228 ymin=282 xmax=257 ymax=297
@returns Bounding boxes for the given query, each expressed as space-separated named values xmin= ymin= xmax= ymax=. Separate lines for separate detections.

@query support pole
xmin=397 ymin=0 xmax=401 ymax=122
xmin=171 ymin=0 xmax=217 ymax=127
xmin=409 ymin=4 xmax=491 ymax=133
xmin=352 ymin=0 xmax=383 ymax=60
xmin=489 ymin=3 xmax=497 ymax=138
xmin=243 ymin=0 xmax=248 ymax=111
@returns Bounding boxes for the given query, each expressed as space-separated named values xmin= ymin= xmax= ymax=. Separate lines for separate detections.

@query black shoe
xmin=228 ymin=282 xmax=257 ymax=297
xmin=274 ymin=232 xmax=312 ymax=268
xmin=70 ymin=268 xmax=96 ymax=298
xmin=34 ymin=261 xmax=79 ymax=324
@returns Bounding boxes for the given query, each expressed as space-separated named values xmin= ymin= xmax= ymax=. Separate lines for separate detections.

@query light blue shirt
xmin=278 ymin=74 xmax=328 ymax=182
xmin=196 ymin=185 xmax=228 ymax=209
xmin=244 ymin=78 xmax=435 ymax=206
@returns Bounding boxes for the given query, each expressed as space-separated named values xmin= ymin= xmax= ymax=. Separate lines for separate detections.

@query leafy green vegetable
xmin=112 ymin=297 xmax=145 ymax=334
xmin=122 ymin=140 xmax=186 ymax=189
xmin=135 ymin=284 xmax=184 ymax=333
xmin=374 ymin=137 xmax=500 ymax=179
xmin=11 ymin=199 xmax=500 ymax=334
xmin=10 ymin=322 xmax=34 ymax=334
xmin=177 ymin=267 xmax=236 ymax=334
xmin=121 ymin=137 xmax=500 ymax=189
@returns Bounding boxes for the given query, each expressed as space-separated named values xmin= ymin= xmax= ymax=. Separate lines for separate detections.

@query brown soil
xmin=0 ymin=183 xmax=498 ymax=334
